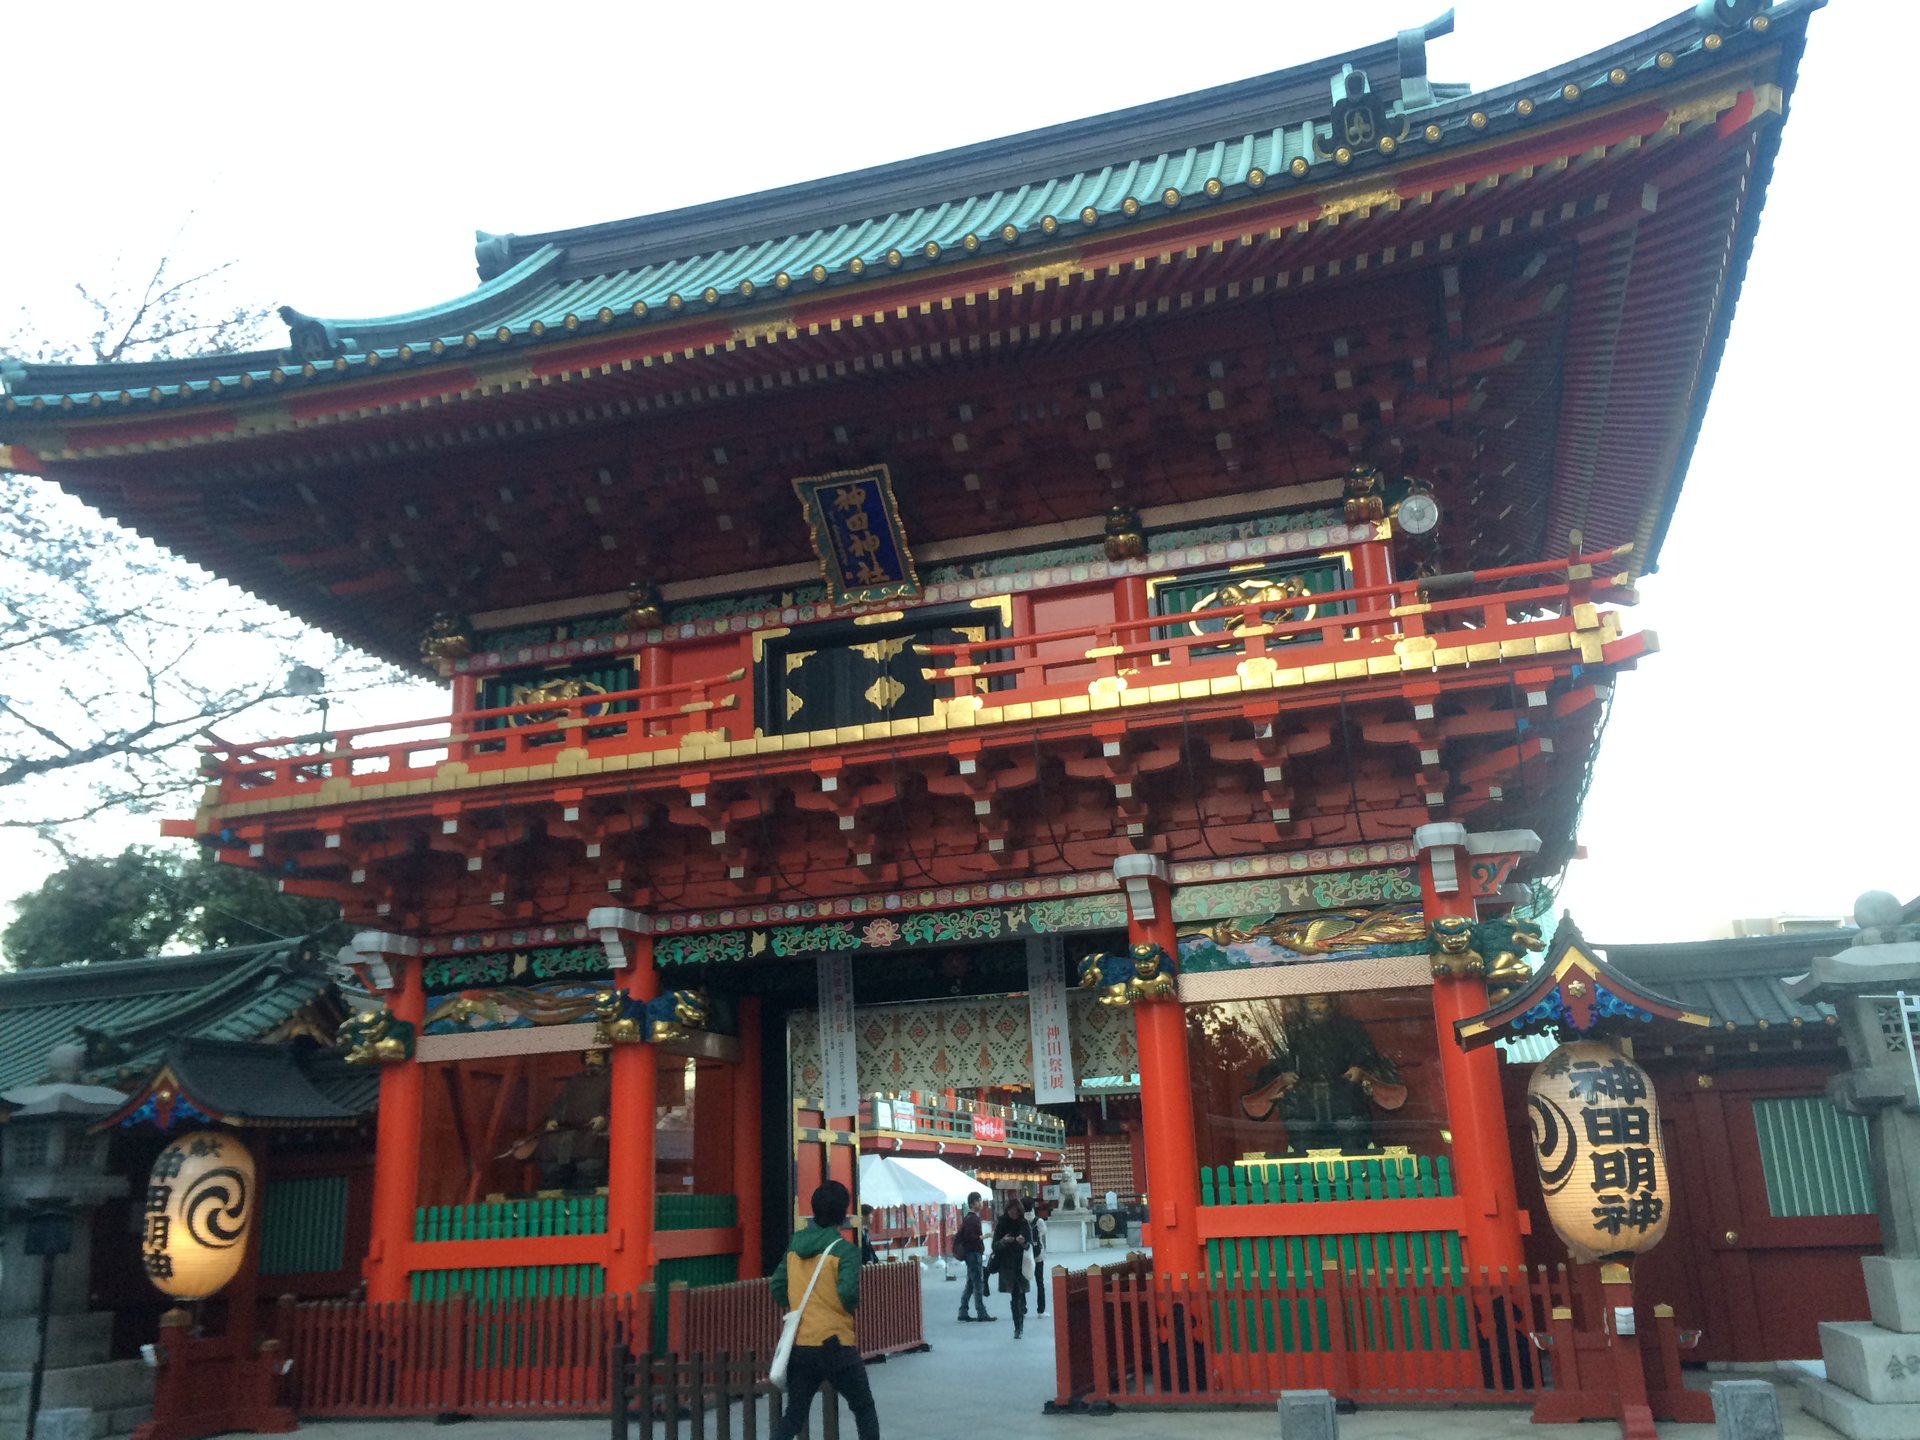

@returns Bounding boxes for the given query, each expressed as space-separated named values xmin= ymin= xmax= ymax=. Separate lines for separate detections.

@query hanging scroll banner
xmin=1027 ymin=936 xmax=1077 ymax=1104
xmin=1528 ymin=1039 xmax=1671 ymax=1264
xmin=817 ymin=953 xmax=860 ymax=1119
xmin=792 ymin=464 xmax=922 ymax=610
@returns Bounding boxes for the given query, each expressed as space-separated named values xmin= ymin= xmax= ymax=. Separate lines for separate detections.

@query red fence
xmin=283 ymin=1262 xmax=926 ymax=1418
xmin=284 ymin=1290 xmax=649 ymax=1417
xmin=1053 ymin=1262 xmax=1570 ymax=1411
xmin=674 ymin=1260 xmax=928 ymax=1376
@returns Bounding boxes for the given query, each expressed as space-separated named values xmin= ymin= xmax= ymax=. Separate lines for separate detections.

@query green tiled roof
xmin=0 ymin=3 xmax=1818 ymax=416
xmin=0 ymin=937 xmax=333 ymax=1091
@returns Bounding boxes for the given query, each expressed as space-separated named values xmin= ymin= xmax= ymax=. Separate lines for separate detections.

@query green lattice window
xmin=1752 ymin=1096 xmax=1874 ymax=1218
xmin=259 ymin=1174 xmax=348 ymax=1276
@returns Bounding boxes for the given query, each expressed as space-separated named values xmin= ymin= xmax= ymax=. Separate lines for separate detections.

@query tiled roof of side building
xmin=1600 ymin=929 xmax=1853 ymax=1032
xmin=0 ymin=937 xmax=335 ymax=1092
xmin=0 ymin=2 xmax=1816 ymax=413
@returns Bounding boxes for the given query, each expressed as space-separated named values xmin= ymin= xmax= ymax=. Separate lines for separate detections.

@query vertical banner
xmin=817 ymin=954 xmax=860 ymax=1119
xmin=1027 ymin=936 xmax=1077 ymax=1104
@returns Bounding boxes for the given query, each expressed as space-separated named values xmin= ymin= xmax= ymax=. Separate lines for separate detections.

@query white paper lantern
xmin=1527 ymin=1039 xmax=1670 ymax=1264
xmin=140 ymin=1133 xmax=257 ymax=1300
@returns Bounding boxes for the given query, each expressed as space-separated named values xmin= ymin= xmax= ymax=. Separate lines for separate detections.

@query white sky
xmin=2 ymin=0 xmax=1912 ymax=942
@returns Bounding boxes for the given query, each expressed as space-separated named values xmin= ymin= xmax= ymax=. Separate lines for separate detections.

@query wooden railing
xmin=284 ymin=1290 xmax=649 ymax=1416
xmin=200 ymin=666 xmax=745 ymax=806
xmin=197 ymin=544 xmax=1633 ymax=811
xmin=669 ymin=1260 xmax=927 ymax=1378
xmin=920 ymin=545 xmax=1634 ymax=706
xmin=1051 ymin=1261 xmax=1570 ymax=1411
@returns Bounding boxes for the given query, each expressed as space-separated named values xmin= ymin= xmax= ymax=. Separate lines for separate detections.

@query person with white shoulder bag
xmin=767 ymin=1180 xmax=880 ymax=1440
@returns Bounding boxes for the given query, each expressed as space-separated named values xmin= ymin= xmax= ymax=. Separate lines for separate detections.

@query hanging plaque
xmin=817 ymin=953 xmax=860 ymax=1119
xmin=1528 ymin=1039 xmax=1671 ymax=1264
xmin=1027 ymin=937 xmax=1077 ymax=1104
xmin=792 ymin=465 xmax=922 ymax=609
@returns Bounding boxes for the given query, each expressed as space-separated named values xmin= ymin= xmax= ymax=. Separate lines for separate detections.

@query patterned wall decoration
xmin=420 ymin=944 xmax=610 ymax=995
xmin=655 ymin=868 xmax=1422 ymax=969
xmin=1177 ymin=902 xmax=1430 ymax=974
xmin=787 ymin=992 xmax=1138 ymax=1097
xmin=421 ymin=982 xmax=607 ymax=1035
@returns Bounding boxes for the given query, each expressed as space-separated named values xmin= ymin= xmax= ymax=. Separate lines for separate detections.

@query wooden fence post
xmin=1085 ymin=1266 xmax=1112 ymax=1409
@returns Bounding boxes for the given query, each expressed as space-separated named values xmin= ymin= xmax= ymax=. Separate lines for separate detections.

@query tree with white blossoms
xmin=1 ymin=246 xmax=421 ymax=843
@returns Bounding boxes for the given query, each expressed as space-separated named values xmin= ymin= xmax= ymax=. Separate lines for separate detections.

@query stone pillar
xmin=1787 ymin=891 xmax=1920 ymax=1439
xmin=1415 ymin=823 xmax=1526 ymax=1273
xmin=592 ymin=908 xmax=660 ymax=1295
xmin=360 ymin=934 xmax=426 ymax=1304
xmin=1113 ymin=854 xmax=1205 ymax=1282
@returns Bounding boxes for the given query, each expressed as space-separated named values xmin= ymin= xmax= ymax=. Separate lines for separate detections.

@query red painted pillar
xmin=364 ymin=952 xmax=425 ymax=1303
xmin=1348 ymin=531 xmax=1395 ymax=638
xmin=1415 ymin=823 xmax=1526 ymax=1274
xmin=1114 ymin=854 xmax=1205 ymax=1282
xmin=602 ymin=919 xmax=661 ymax=1295
xmin=732 ymin=996 xmax=764 ymax=1279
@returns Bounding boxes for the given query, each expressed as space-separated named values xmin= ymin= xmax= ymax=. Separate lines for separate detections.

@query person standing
xmin=992 ymin=1197 xmax=1034 ymax=1339
xmin=768 ymin=1181 xmax=880 ymax=1440
xmin=954 ymin=1192 xmax=994 ymax=1322
xmin=1031 ymin=1205 xmax=1049 ymax=1317
xmin=858 ymin=1203 xmax=881 ymax=1264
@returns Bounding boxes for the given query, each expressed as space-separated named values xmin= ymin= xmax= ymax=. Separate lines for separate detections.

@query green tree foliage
xmin=1 ymin=844 xmax=343 ymax=970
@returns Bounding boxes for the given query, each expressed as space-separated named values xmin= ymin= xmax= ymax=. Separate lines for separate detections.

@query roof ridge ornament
xmin=278 ymin=306 xmax=339 ymax=363
xmin=1395 ymin=9 xmax=1456 ymax=112
xmin=1317 ymin=65 xmax=1411 ymax=166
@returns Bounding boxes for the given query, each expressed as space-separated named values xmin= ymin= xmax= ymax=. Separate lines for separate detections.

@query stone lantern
xmin=0 ymin=1044 xmax=149 ymax=1440
xmin=1788 ymin=891 xmax=1920 ymax=1438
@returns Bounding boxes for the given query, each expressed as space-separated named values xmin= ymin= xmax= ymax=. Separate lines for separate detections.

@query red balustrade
xmin=197 ymin=544 xmax=1636 ymax=812
xmin=281 ymin=1290 xmax=649 ymax=1417
xmin=1051 ymin=1260 xmax=1570 ymax=1411
xmin=922 ymin=545 xmax=1635 ymax=707
xmin=667 ymin=1260 xmax=928 ymax=1378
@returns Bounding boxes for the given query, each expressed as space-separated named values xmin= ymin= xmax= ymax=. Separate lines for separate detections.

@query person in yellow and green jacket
xmin=768 ymin=1180 xmax=880 ymax=1440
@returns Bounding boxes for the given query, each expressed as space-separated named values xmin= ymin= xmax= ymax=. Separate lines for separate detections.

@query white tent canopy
xmin=857 ymin=1154 xmax=982 ymax=1208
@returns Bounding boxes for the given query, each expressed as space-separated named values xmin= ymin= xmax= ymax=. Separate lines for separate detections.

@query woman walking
xmin=991 ymin=1197 xmax=1035 ymax=1338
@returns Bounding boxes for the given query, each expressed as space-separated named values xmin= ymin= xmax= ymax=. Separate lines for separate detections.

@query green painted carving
xmin=421 ymin=943 xmax=609 ymax=995
xmin=1010 ymin=895 xmax=1128 ymax=932
xmin=653 ymin=931 xmax=751 ymax=967
xmin=768 ymin=922 xmax=861 ymax=957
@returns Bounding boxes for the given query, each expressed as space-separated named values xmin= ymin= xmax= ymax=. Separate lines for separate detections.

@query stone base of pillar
xmin=0 ymin=1357 xmax=153 ymax=1440
xmin=1794 ymin=1254 xmax=1920 ymax=1437
xmin=1798 ymin=1375 xmax=1920 ymax=1440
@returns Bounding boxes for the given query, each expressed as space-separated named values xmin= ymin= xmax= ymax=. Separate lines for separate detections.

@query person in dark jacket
xmin=858 ymin=1203 xmax=881 ymax=1264
xmin=991 ymin=1197 xmax=1034 ymax=1339
xmin=768 ymin=1181 xmax=879 ymax=1440
xmin=955 ymin=1192 xmax=994 ymax=1322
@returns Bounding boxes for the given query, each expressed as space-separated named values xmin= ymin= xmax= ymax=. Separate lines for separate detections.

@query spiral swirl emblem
xmin=1529 ymin=1094 xmax=1578 ymax=1197
xmin=182 ymin=1166 xmax=251 ymax=1249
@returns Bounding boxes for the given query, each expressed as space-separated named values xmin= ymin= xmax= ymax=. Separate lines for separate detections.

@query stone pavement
xmin=287 ymin=1253 xmax=1841 ymax=1439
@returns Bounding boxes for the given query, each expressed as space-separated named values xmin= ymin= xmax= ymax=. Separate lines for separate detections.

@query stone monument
xmin=0 ymin=1046 xmax=152 ymax=1440
xmin=1788 ymin=891 xmax=1920 ymax=1439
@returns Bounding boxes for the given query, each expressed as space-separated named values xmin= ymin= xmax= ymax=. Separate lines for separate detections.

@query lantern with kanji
xmin=139 ymin=1132 xmax=257 ymax=1300
xmin=1527 ymin=1040 xmax=1670 ymax=1264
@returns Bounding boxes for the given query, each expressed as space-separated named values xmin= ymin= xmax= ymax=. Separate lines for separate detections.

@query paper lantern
xmin=139 ymin=1133 xmax=257 ymax=1300
xmin=1527 ymin=1040 xmax=1670 ymax=1264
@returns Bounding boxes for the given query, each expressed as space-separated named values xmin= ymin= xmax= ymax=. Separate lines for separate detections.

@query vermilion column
xmin=731 ymin=996 xmax=764 ymax=1279
xmin=1348 ymin=530 xmax=1395 ymax=639
xmin=596 ymin=913 xmax=661 ymax=1296
xmin=364 ymin=949 xmax=426 ymax=1303
xmin=1114 ymin=854 xmax=1205 ymax=1282
xmin=1415 ymin=823 xmax=1526 ymax=1274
